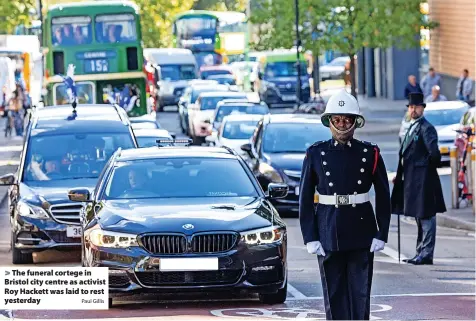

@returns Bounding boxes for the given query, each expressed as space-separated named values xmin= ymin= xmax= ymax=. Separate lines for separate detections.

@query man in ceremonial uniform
xmin=299 ymin=89 xmax=391 ymax=320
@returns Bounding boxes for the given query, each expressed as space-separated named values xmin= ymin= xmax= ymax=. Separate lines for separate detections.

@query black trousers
xmin=317 ymin=249 xmax=374 ymax=320
xmin=416 ymin=216 xmax=436 ymax=260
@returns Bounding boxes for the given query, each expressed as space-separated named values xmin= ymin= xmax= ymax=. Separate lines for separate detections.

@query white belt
xmin=318 ymin=193 xmax=370 ymax=207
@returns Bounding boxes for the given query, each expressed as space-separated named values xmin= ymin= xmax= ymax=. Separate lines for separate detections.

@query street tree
xmin=193 ymin=0 xmax=246 ymax=11
xmin=251 ymin=0 xmax=438 ymax=98
xmin=0 ymin=0 xmax=36 ymax=34
xmin=133 ymin=0 xmax=195 ymax=48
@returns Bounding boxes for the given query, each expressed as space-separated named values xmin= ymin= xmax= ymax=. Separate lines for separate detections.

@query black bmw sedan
xmin=68 ymin=144 xmax=289 ymax=306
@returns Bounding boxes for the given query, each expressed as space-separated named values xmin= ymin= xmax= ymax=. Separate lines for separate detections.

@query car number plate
xmin=282 ymin=95 xmax=297 ymax=101
xmin=295 ymin=186 xmax=299 ymax=196
xmin=440 ymin=146 xmax=449 ymax=153
xmin=66 ymin=226 xmax=82 ymax=238
xmin=159 ymin=258 xmax=218 ymax=271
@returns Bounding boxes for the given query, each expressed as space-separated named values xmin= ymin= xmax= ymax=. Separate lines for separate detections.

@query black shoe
xmin=410 ymin=256 xmax=433 ymax=265
xmin=402 ymin=256 xmax=417 ymax=263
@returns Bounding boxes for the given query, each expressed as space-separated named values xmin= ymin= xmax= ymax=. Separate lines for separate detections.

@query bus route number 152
xmin=86 ymin=59 xmax=109 ymax=73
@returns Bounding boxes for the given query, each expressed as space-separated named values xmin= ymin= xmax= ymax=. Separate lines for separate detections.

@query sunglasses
xmin=330 ymin=116 xmax=355 ymax=125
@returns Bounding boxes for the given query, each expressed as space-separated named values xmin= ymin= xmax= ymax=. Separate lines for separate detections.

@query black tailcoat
xmin=391 ymin=117 xmax=446 ymax=218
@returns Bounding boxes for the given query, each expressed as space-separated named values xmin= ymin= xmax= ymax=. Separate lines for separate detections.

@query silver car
xmin=398 ymin=100 xmax=470 ymax=162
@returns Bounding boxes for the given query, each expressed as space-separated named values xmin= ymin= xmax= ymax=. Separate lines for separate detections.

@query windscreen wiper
xmin=211 ymin=205 xmax=236 ymax=210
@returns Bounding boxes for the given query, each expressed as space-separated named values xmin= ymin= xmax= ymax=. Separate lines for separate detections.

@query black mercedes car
xmin=67 ymin=143 xmax=288 ymax=306
xmin=0 ymin=104 xmax=138 ymax=264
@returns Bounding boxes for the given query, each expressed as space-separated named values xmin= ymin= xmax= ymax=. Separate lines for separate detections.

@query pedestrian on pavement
xmin=404 ymin=75 xmax=423 ymax=99
xmin=391 ymin=92 xmax=446 ymax=266
xmin=299 ymin=89 xmax=391 ymax=320
xmin=8 ymin=86 xmax=24 ymax=137
xmin=425 ymin=85 xmax=447 ymax=103
xmin=420 ymin=67 xmax=441 ymax=99
xmin=456 ymin=69 xmax=473 ymax=102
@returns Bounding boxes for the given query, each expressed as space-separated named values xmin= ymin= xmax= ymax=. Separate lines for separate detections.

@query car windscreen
xmin=191 ymin=87 xmax=228 ymax=103
xmin=131 ymin=121 xmax=160 ymax=129
xmin=103 ymin=158 xmax=258 ymax=199
xmin=137 ymin=136 xmax=171 ymax=148
xmin=264 ymin=61 xmax=307 ymax=78
xmin=200 ymin=69 xmax=232 ymax=79
xmin=422 ymin=107 xmax=468 ymax=126
xmin=23 ymin=133 xmax=135 ymax=182
xmin=207 ymin=75 xmax=236 ymax=85
xmin=159 ymin=64 xmax=197 ymax=81
xmin=215 ymin=105 xmax=268 ymax=123
xmin=200 ymin=96 xmax=247 ymax=110
xmin=222 ymin=120 xmax=259 ymax=140
xmin=262 ymin=123 xmax=331 ymax=153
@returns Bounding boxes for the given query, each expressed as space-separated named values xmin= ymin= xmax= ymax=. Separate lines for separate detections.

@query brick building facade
xmin=428 ymin=0 xmax=476 ymax=100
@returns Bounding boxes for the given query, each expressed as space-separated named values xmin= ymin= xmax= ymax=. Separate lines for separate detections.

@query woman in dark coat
xmin=391 ymin=92 xmax=446 ymax=265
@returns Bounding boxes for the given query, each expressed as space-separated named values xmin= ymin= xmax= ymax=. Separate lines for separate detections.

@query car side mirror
xmin=267 ymin=183 xmax=288 ymax=199
xmin=241 ymin=143 xmax=252 ymax=155
xmin=68 ymin=188 xmax=91 ymax=203
xmin=0 ymin=173 xmax=16 ymax=185
xmin=170 ymin=132 xmax=176 ymax=139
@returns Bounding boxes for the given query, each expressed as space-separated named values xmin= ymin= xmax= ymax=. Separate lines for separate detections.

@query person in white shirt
xmin=425 ymin=85 xmax=447 ymax=103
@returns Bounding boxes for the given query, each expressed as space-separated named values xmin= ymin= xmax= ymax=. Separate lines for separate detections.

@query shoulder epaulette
xmin=357 ymin=139 xmax=379 ymax=148
xmin=311 ymin=140 xmax=327 ymax=148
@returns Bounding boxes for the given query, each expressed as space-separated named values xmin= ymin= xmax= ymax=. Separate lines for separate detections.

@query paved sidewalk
xmin=438 ymin=207 xmax=475 ymax=232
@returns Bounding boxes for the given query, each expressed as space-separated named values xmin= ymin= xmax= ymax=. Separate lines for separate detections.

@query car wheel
xmin=258 ymin=283 xmax=287 ymax=304
xmin=11 ymin=232 xmax=33 ymax=264
xmin=158 ymin=102 xmax=164 ymax=112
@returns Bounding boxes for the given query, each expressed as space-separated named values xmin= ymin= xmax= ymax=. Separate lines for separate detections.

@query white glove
xmin=306 ymin=241 xmax=326 ymax=256
xmin=370 ymin=238 xmax=385 ymax=252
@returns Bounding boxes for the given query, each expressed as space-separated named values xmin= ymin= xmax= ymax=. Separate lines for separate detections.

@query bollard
xmin=450 ymin=146 xmax=459 ymax=209
xmin=473 ymin=148 xmax=476 ymax=214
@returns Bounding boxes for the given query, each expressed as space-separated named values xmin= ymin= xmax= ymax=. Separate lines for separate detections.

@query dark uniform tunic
xmin=299 ymin=138 xmax=391 ymax=320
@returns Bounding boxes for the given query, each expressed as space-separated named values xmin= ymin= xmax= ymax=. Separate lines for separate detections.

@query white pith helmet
xmin=321 ymin=89 xmax=365 ymax=128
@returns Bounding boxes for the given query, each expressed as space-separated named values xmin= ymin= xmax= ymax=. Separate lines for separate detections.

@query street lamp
xmin=294 ymin=0 xmax=302 ymax=106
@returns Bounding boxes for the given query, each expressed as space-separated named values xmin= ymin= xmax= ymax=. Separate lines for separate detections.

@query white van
xmin=144 ymin=48 xmax=198 ymax=111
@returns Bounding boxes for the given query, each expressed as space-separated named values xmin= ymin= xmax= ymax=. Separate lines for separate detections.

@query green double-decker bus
xmin=42 ymin=0 xmax=148 ymax=116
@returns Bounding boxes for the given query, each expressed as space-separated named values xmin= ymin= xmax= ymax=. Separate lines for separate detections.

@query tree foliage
xmin=134 ymin=0 xmax=195 ymax=48
xmin=0 ymin=0 xmax=36 ymax=34
xmin=250 ymin=0 xmax=439 ymax=96
xmin=193 ymin=0 xmax=246 ymax=11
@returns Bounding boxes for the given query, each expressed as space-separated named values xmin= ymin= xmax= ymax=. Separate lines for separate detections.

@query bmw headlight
xmin=259 ymin=163 xmax=284 ymax=183
xmin=89 ymin=228 xmax=138 ymax=248
xmin=241 ymin=226 xmax=284 ymax=245
xmin=17 ymin=201 xmax=49 ymax=219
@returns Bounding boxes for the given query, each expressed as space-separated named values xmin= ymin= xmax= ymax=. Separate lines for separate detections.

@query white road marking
xmin=286 ymin=283 xmax=307 ymax=299
xmin=0 ymin=160 xmax=20 ymax=166
xmin=286 ymin=292 xmax=475 ymax=301
xmin=436 ymin=279 xmax=476 ymax=286
xmin=380 ymin=246 xmax=409 ymax=262
xmin=0 ymin=145 xmax=23 ymax=152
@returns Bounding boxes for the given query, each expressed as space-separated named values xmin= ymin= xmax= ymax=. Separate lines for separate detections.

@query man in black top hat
xmin=391 ymin=92 xmax=446 ymax=265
